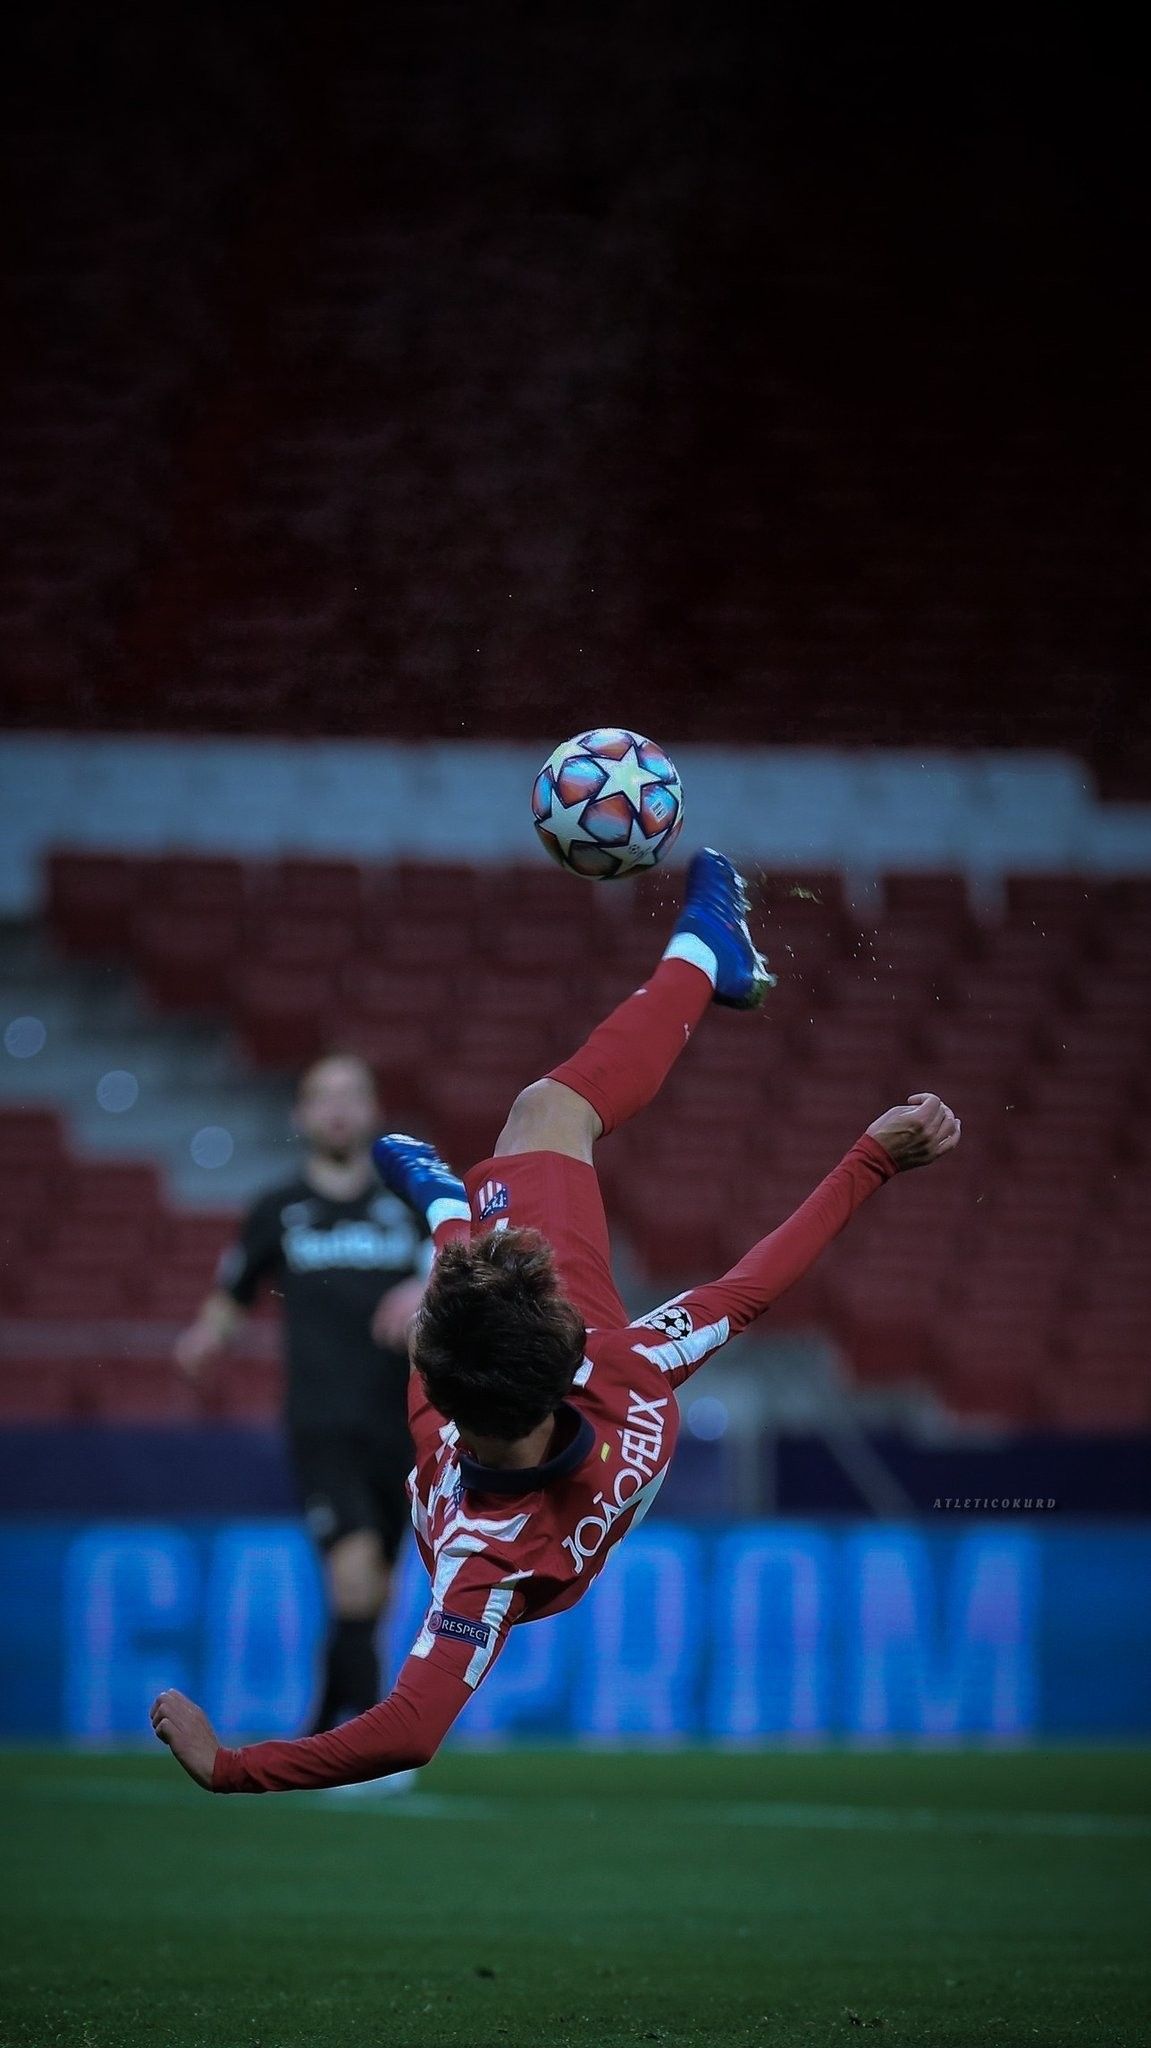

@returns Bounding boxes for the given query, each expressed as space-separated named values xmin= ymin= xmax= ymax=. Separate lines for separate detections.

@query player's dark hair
xmin=411 ymin=1227 xmax=586 ymax=1443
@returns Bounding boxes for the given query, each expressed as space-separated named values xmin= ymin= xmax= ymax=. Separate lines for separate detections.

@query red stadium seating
xmin=5 ymin=857 xmax=1150 ymax=1430
xmin=272 ymin=859 xmax=370 ymax=922
xmin=232 ymin=962 xmax=329 ymax=1066
xmin=213 ymin=1356 xmax=284 ymax=1423
xmin=133 ymin=908 xmax=244 ymax=1012
xmin=16 ymin=1271 xmax=132 ymax=1320
xmin=146 ymin=857 xmax=250 ymax=913
xmin=85 ymin=1360 xmax=206 ymax=1425
xmin=0 ymin=1362 xmax=82 ymax=1423
xmin=44 ymin=855 xmax=140 ymax=959
xmin=68 ymin=1161 xmax=161 ymax=1217
xmin=0 ymin=1108 xmax=67 ymax=1167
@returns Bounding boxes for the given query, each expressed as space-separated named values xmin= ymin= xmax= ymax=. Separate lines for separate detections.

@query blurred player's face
xmin=295 ymin=1057 xmax=379 ymax=1162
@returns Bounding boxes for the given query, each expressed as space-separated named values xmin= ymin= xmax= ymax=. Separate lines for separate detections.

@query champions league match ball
xmin=532 ymin=728 xmax=685 ymax=880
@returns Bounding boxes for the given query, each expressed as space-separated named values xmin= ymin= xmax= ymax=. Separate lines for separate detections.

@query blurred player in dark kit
xmin=174 ymin=1053 xmax=430 ymax=1738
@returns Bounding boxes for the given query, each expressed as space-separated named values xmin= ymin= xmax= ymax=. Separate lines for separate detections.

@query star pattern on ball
xmin=533 ymin=731 xmax=683 ymax=878
xmin=590 ymin=739 xmax=653 ymax=811
xmin=546 ymin=783 xmax=601 ymax=848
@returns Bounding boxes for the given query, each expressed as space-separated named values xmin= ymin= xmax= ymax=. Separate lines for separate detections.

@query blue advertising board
xmin=1 ymin=1519 xmax=1148 ymax=1743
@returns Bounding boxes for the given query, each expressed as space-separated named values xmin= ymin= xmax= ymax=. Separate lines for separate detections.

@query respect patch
xmin=428 ymin=1608 xmax=493 ymax=1649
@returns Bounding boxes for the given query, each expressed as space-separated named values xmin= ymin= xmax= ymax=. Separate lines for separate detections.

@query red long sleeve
xmin=212 ymin=1652 xmax=473 ymax=1793
xmin=213 ymin=1559 xmax=527 ymax=1793
xmin=694 ymin=1133 xmax=896 ymax=1333
xmin=624 ymin=1134 xmax=896 ymax=1387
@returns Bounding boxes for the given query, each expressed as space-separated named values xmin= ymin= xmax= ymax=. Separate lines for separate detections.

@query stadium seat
xmin=68 ymin=1161 xmax=160 ymax=1215
xmin=881 ymin=872 xmax=971 ymax=919
xmin=339 ymin=960 xmax=450 ymax=1021
xmin=829 ymin=1265 xmax=943 ymax=1384
xmin=422 ymin=1071 xmax=529 ymax=1171
xmin=212 ymin=1355 xmax=282 ymax=1422
xmin=361 ymin=918 xmax=472 ymax=972
xmin=1104 ymin=878 xmax=1151 ymax=915
xmin=147 ymin=855 xmax=250 ymax=913
xmin=16 ymin=1270 xmax=130 ymax=1318
xmin=325 ymin=1016 xmax=434 ymax=1103
xmin=232 ymin=963 xmax=327 ymax=1065
xmin=617 ymin=1180 xmax=729 ymax=1281
xmin=133 ymin=908 xmax=243 ymax=1011
xmin=20 ymin=849 xmax=1151 ymax=1433
xmin=159 ymin=1213 xmax=237 ymax=1266
xmin=45 ymin=1221 xmax=151 ymax=1271
xmin=389 ymin=863 xmax=486 ymax=917
xmin=1074 ymin=969 xmax=1151 ymax=1024
xmin=1061 ymin=1310 xmax=1150 ymax=1361
xmin=84 ymin=1359 xmax=206 ymax=1424
xmin=272 ymin=858 xmax=369 ymax=920
xmin=45 ymin=852 xmax=139 ymax=956
xmin=0 ymin=1107 xmax=66 ymax=1167
xmin=1045 ymin=1369 xmax=1151 ymax=1432
xmin=1046 ymin=1020 xmax=1145 ymax=1072
xmin=0 ymin=1361 xmax=80 ymax=1422
xmin=247 ymin=912 xmax=357 ymax=971
xmin=143 ymin=1267 xmax=219 ymax=1320
xmin=1004 ymin=876 xmax=1101 ymax=926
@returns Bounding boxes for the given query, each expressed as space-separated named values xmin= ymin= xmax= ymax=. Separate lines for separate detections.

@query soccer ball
xmin=532 ymin=728 xmax=685 ymax=880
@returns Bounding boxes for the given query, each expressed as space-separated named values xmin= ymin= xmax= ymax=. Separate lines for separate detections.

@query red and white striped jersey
xmin=213 ymin=1137 xmax=895 ymax=1792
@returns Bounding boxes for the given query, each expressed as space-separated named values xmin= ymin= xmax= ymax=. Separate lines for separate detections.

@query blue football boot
xmin=666 ymin=848 xmax=776 ymax=1009
xmin=372 ymin=1134 xmax=470 ymax=1231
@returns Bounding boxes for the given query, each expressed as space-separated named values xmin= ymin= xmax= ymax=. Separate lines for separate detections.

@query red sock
xmin=547 ymin=957 xmax=713 ymax=1136
xmin=430 ymin=1215 xmax=472 ymax=1255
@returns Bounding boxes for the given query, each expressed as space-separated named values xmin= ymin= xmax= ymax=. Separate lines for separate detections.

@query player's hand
xmin=372 ymin=1274 xmax=425 ymax=1350
xmin=172 ymin=1319 xmax=222 ymax=1379
xmin=866 ymin=1092 xmax=961 ymax=1171
xmin=150 ymin=1689 xmax=219 ymax=1790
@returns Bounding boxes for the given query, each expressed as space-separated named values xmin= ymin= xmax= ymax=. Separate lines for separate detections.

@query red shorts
xmin=463 ymin=1151 xmax=627 ymax=1332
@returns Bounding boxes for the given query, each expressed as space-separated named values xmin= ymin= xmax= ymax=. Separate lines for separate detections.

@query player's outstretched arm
xmin=717 ymin=1091 xmax=960 ymax=1323
xmin=152 ymin=1571 xmax=525 ymax=1793
xmin=630 ymin=1094 xmax=959 ymax=1384
xmin=152 ymin=1661 xmax=467 ymax=1794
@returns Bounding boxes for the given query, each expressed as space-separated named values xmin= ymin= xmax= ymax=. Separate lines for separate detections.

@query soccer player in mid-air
xmin=152 ymin=850 xmax=960 ymax=1793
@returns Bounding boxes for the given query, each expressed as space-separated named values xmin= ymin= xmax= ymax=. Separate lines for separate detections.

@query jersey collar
xmin=458 ymin=1403 xmax=596 ymax=1497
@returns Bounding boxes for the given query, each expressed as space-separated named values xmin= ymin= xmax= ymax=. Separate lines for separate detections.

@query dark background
xmin=1 ymin=2 xmax=1146 ymax=777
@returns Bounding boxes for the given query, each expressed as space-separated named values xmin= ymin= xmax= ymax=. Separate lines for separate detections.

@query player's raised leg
xmin=494 ymin=847 xmax=776 ymax=1164
xmin=375 ymin=850 xmax=775 ymax=1341
xmin=370 ymin=849 xmax=774 ymax=1305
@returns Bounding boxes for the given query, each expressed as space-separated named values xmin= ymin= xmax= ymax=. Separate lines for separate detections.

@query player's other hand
xmin=372 ymin=1274 xmax=425 ymax=1350
xmin=172 ymin=1319 xmax=220 ymax=1379
xmin=867 ymin=1093 xmax=961 ymax=1171
xmin=150 ymin=1689 xmax=219 ymax=1790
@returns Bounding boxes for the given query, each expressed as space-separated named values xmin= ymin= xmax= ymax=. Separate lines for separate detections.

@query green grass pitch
xmin=2 ymin=1747 xmax=1149 ymax=2047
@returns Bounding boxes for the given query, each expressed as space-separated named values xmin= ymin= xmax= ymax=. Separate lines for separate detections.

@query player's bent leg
xmin=310 ymin=1529 xmax=391 ymax=1733
xmin=328 ymin=1527 xmax=391 ymax=1619
xmin=493 ymin=1078 xmax=601 ymax=1162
